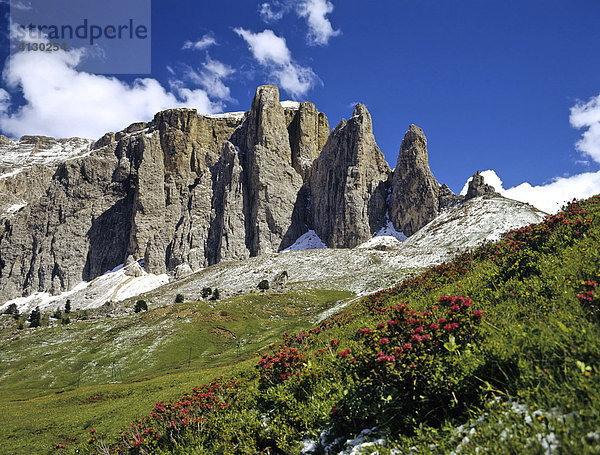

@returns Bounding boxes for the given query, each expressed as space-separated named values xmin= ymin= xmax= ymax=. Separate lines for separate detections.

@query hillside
xmin=38 ymin=194 xmax=600 ymax=454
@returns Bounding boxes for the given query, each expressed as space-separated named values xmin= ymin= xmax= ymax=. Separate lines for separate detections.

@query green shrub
xmin=134 ymin=300 xmax=148 ymax=313
xmin=4 ymin=303 xmax=17 ymax=315
xmin=175 ymin=293 xmax=185 ymax=303
xmin=258 ymin=279 xmax=270 ymax=291
xmin=29 ymin=307 xmax=41 ymax=328
xmin=201 ymin=287 xmax=212 ymax=299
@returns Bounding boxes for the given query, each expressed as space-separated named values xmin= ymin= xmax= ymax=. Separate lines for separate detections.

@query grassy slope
xmin=0 ymin=290 xmax=353 ymax=454
xmin=65 ymin=195 xmax=600 ymax=454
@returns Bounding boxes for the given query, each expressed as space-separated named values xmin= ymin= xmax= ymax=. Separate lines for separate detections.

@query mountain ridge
xmin=0 ymin=85 xmax=504 ymax=302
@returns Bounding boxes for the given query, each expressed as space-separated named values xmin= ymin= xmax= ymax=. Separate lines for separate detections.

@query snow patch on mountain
xmin=281 ymin=100 xmax=301 ymax=109
xmin=204 ymin=111 xmax=246 ymax=120
xmin=0 ymin=262 xmax=169 ymax=314
xmin=283 ymin=230 xmax=327 ymax=251
xmin=4 ymin=202 xmax=27 ymax=215
xmin=0 ymin=136 xmax=92 ymax=179
xmin=375 ymin=218 xmax=407 ymax=242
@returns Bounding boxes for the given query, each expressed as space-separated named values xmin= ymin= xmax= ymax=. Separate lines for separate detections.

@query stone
xmin=242 ymin=85 xmax=305 ymax=255
xmin=389 ymin=124 xmax=440 ymax=236
xmin=309 ymin=104 xmax=391 ymax=248
xmin=465 ymin=171 xmax=499 ymax=200
xmin=287 ymin=102 xmax=330 ymax=178
xmin=439 ymin=184 xmax=463 ymax=212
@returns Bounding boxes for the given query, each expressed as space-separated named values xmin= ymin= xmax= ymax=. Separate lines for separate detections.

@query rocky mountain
xmin=308 ymin=104 xmax=390 ymax=248
xmin=0 ymin=195 xmax=546 ymax=314
xmin=0 ymin=85 xmax=512 ymax=303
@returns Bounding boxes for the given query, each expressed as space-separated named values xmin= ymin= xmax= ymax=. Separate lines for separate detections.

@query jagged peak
xmin=352 ymin=103 xmax=369 ymax=118
xmin=401 ymin=124 xmax=427 ymax=148
xmin=465 ymin=170 xmax=499 ymax=201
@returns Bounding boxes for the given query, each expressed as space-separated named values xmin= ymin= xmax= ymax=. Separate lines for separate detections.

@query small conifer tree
xmin=29 ymin=307 xmax=41 ymax=328
xmin=134 ymin=300 xmax=148 ymax=313
xmin=201 ymin=287 xmax=212 ymax=299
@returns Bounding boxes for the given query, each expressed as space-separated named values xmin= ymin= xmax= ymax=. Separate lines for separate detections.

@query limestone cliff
xmin=309 ymin=104 xmax=390 ymax=248
xmin=0 ymin=85 xmax=474 ymax=303
xmin=389 ymin=125 xmax=441 ymax=236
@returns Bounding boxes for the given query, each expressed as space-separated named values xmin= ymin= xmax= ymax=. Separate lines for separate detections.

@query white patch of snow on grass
xmin=282 ymin=230 xmax=327 ymax=252
xmin=314 ymin=296 xmax=362 ymax=324
xmin=0 ymin=168 xmax=23 ymax=180
xmin=357 ymin=236 xmax=403 ymax=250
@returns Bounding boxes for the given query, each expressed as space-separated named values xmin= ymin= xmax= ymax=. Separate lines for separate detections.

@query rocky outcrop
xmin=465 ymin=171 xmax=499 ymax=201
xmin=439 ymin=184 xmax=463 ymax=212
xmin=309 ymin=104 xmax=390 ymax=248
xmin=241 ymin=86 xmax=304 ymax=255
xmin=389 ymin=125 xmax=441 ymax=236
xmin=0 ymin=145 xmax=132 ymax=298
xmin=0 ymin=85 xmax=320 ymax=301
xmin=286 ymin=102 xmax=330 ymax=178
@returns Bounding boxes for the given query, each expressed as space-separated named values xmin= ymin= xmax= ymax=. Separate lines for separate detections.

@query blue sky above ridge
xmin=0 ymin=0 xmax=599 ymax=211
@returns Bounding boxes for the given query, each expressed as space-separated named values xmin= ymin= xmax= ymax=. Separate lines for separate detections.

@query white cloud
xmin=182 ymin=34 xmax=217 ymax=51
xmin=570 ymin=93 xmax=600 ymax=164
xmin=1 ymin=0 xmax=31 ymax=10
xmin=234 ymin=28 xmax=318 ymax=98
xmin=503 ymin=172 xmax=600 ymax=213
xmin=0 ymin=88 xmax=9 ymax=115
xmin=184 ymin=56 xmax=235 ymax=101
xmin=258 ymin=0 xmax=340 ymax=46
xmin=234 ymin=28 xmax=290 ymax=66
xmin=0 ymin=48 xmax=227 ymax=139
xmin=460 ymin=169 xmax=600 ymax=214
xmin=259 ymin=1 xmax=289 ymax=22
xmin=297 ymin=0 xmax=341 ymax=46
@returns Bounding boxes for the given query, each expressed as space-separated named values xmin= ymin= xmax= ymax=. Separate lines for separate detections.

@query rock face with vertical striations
xmin=309 ymin=104 xmax=391 ymax=248
xmin=286 ymin=102 xmax=330 ymax=179
xmin=388 ymin=124 xmax=441 ymax=236
xmin=240 ymin=85 xmax=305 ymax=255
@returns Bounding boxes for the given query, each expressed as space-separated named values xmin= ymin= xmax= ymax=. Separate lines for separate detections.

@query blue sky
xmin=1 ymin=0 xmax=600 ymax=211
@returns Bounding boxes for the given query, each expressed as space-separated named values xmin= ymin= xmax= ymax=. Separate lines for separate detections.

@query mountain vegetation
xmin=43 ymin=194 xmax=600 ymax=454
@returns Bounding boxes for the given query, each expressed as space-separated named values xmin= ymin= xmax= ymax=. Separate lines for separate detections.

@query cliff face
xmin=309 ymin=104 xmax=390 ymax=248
xmin=389 ymin=125 xmax=441 ymax=236
xmin=0 ymin=85 xmax=467 ymax=302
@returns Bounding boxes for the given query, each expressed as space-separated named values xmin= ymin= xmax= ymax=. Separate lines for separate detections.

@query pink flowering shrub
xmin=578 ymin=279 xmax=599 ymax=322
xmin=89 ymin=378 xmax=239 ymax=454
xmin=257 ymin=347 xmax=306 ymax=387
xmin=333 ymin=296 xmax=484 ymax=433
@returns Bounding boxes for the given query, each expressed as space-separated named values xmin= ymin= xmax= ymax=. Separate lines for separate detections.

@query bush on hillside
xmin=134 ymin=300 xmax=148 ymax=313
